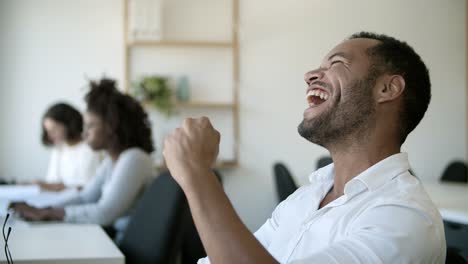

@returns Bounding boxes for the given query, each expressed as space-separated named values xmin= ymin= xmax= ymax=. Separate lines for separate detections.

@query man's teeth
xmin=306 ymin=90 xmax=330 ymax=102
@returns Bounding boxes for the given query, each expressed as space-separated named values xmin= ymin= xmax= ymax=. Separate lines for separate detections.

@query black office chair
xmin=316 ymin=156 xmax=333 ymax=169
xmin=119 ymin=170 xmax=187 ymax=264
xmin=446 ymin=247 xmax=467 ymax=264
xmin=441 ymin=161 xmax=468 ymax=183
xmin=180 ymin=216 xmax=205 ymax=264
xmin=273 ymin=163 xmax=298 ymax=203
xmin=180 ymin=170 xmax=223 ymax=263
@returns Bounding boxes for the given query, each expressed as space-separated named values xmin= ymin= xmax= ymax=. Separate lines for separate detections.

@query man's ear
xmin=376 ymin=75 xmax=405 ymax=103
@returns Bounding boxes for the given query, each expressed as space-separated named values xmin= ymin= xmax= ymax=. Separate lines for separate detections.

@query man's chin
xmin=297 ymin=119 xmax=329 ymax=147
xmin=297 ymin=119 xmax=316 ymax=140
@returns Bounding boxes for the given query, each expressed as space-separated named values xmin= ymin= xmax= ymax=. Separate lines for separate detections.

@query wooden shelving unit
xmin=177 ymin=101 xmax=235 ymax=108
xmin=142 ymin=101 xmax=235 ymax=109
xmin=123 ymin=0 xmax=240 ymax=169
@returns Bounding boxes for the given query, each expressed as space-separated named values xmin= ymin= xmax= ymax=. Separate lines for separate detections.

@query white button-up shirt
xmin=199 ymin=153 xmax=446 ymax=263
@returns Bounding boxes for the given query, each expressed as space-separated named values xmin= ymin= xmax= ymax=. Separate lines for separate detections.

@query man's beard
xmin=297 ymin=75 xmax=377 ymax=148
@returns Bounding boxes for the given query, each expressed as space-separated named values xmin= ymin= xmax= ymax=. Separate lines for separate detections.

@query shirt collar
xmin=309 ymin=152 xmax=411 ymax=193
xmin=353 ymin=152 xmax=410 ymax=191
xmin=308 ymin=163 xmax=335 ymax=183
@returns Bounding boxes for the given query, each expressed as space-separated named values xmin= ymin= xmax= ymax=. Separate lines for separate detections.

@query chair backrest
xmin=273 ymin=163 xmax=298 ymax=203
xmin=316 ymin=156 xmax=333 ymax=170
xmin=119 ymin=170 xmax=187 ymax=264
xmin=441 ymin=161 xmax=468 ymax=183
xmin=180 ymin=215 xmax=205 ymax=264
xmin=446 ymin=247 xmax=468 ymax=264
xmin=180 ymin=169 xmax=223 ymax=264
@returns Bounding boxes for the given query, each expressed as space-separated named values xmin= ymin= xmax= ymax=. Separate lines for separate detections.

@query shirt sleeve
xmin=197 ymin=191 xmax=291 ymax=264
xmin=197 ymin=257 xmax=211 ymax=264
xmin=254 ymin=184 xmax=313 ymax=249
xmin=64 ymin=150 xmax=153 ymax=226
xmin=289 ymin=204 xmax=446 ymax=264
xmin=253 ymin=199 xmax=287 ymax=249
xmin=53 ymin=160 xmax=109 ymax=207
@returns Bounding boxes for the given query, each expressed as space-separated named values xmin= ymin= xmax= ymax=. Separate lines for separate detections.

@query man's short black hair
xmin=42 ymin=103 xmax=83 ymax=146
xmin=349 ymin=32 xmax=431 ymax=144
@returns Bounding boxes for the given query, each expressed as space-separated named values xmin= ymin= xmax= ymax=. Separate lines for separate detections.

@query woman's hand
xmin=37 ymin=182 xmax=66 ymax=192
xmin=10 ymin=202 xmax=65 ymax=221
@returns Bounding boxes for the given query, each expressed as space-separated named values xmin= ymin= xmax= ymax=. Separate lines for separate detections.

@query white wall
xmin=0 ymin=0 xmax=124 ymax=181
xmin=0 ymin=0 xmax=465 ymax=231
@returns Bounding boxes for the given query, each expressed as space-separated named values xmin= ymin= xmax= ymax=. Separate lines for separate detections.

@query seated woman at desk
xmin=39 ymin=103 xmax=102 ymax=191
xmin=12 ymin=78 xmax=155 ymax=238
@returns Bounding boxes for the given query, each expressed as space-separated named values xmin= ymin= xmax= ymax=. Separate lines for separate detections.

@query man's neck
xmin=326 ymin=135 xmax=400 ymax=197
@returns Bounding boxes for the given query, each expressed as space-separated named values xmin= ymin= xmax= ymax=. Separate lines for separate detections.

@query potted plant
xmin=132 ymin=75 xmax=175 ymax=116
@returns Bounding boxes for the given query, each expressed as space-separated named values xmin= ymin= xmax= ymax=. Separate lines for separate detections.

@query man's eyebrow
xmin=328 ymin=52 xmax=351 ymax=61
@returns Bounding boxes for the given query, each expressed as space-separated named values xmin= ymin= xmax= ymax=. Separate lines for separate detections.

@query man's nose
xmin=304 ymin=69 xmax=324 ymax=85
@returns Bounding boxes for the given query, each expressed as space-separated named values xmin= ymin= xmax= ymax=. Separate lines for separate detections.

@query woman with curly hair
xmin=12 ymin=78 xmax=155 ymax=238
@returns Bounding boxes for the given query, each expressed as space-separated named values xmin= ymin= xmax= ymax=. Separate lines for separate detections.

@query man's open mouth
xmin=307 ymin=88 xmax=330 ymax=107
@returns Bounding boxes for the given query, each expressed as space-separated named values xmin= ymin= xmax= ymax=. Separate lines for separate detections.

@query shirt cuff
xmin=197 ymin=256 xmax=210 ymax=264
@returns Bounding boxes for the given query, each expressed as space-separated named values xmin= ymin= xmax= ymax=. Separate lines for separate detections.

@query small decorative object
xmin=128 ymin=0 xmax=163 ymax=41
xmin=176 ymin=76 xmax=190 ymax=102
xmin=132 ymin=75 xmax=174 ymax=116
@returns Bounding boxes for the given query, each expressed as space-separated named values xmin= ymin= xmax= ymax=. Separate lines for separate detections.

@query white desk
xmin=423 ymin=181 xmax=468 ymax=225
xmin=0 ymin=223 xmax=124 ymax=264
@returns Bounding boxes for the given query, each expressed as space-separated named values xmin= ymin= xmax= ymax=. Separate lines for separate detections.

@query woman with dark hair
xmin=39 ymin=103 xmax=102 ymax=191
xmin=12 ymin=78 xmax=155 ymax=238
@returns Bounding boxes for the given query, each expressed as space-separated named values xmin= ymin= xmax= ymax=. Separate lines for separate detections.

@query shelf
xmin=142 ymin=101 xmax=235 ymax=109
xmin=155 ymin=159 xmax=238 ymax=170
xmin=215 ymin=160 xmax=239 ymax=169
xmin=177 ymin=101 xmax=235 ymax=109
xmin=127 ymin=40 xmax=233 ymax=48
